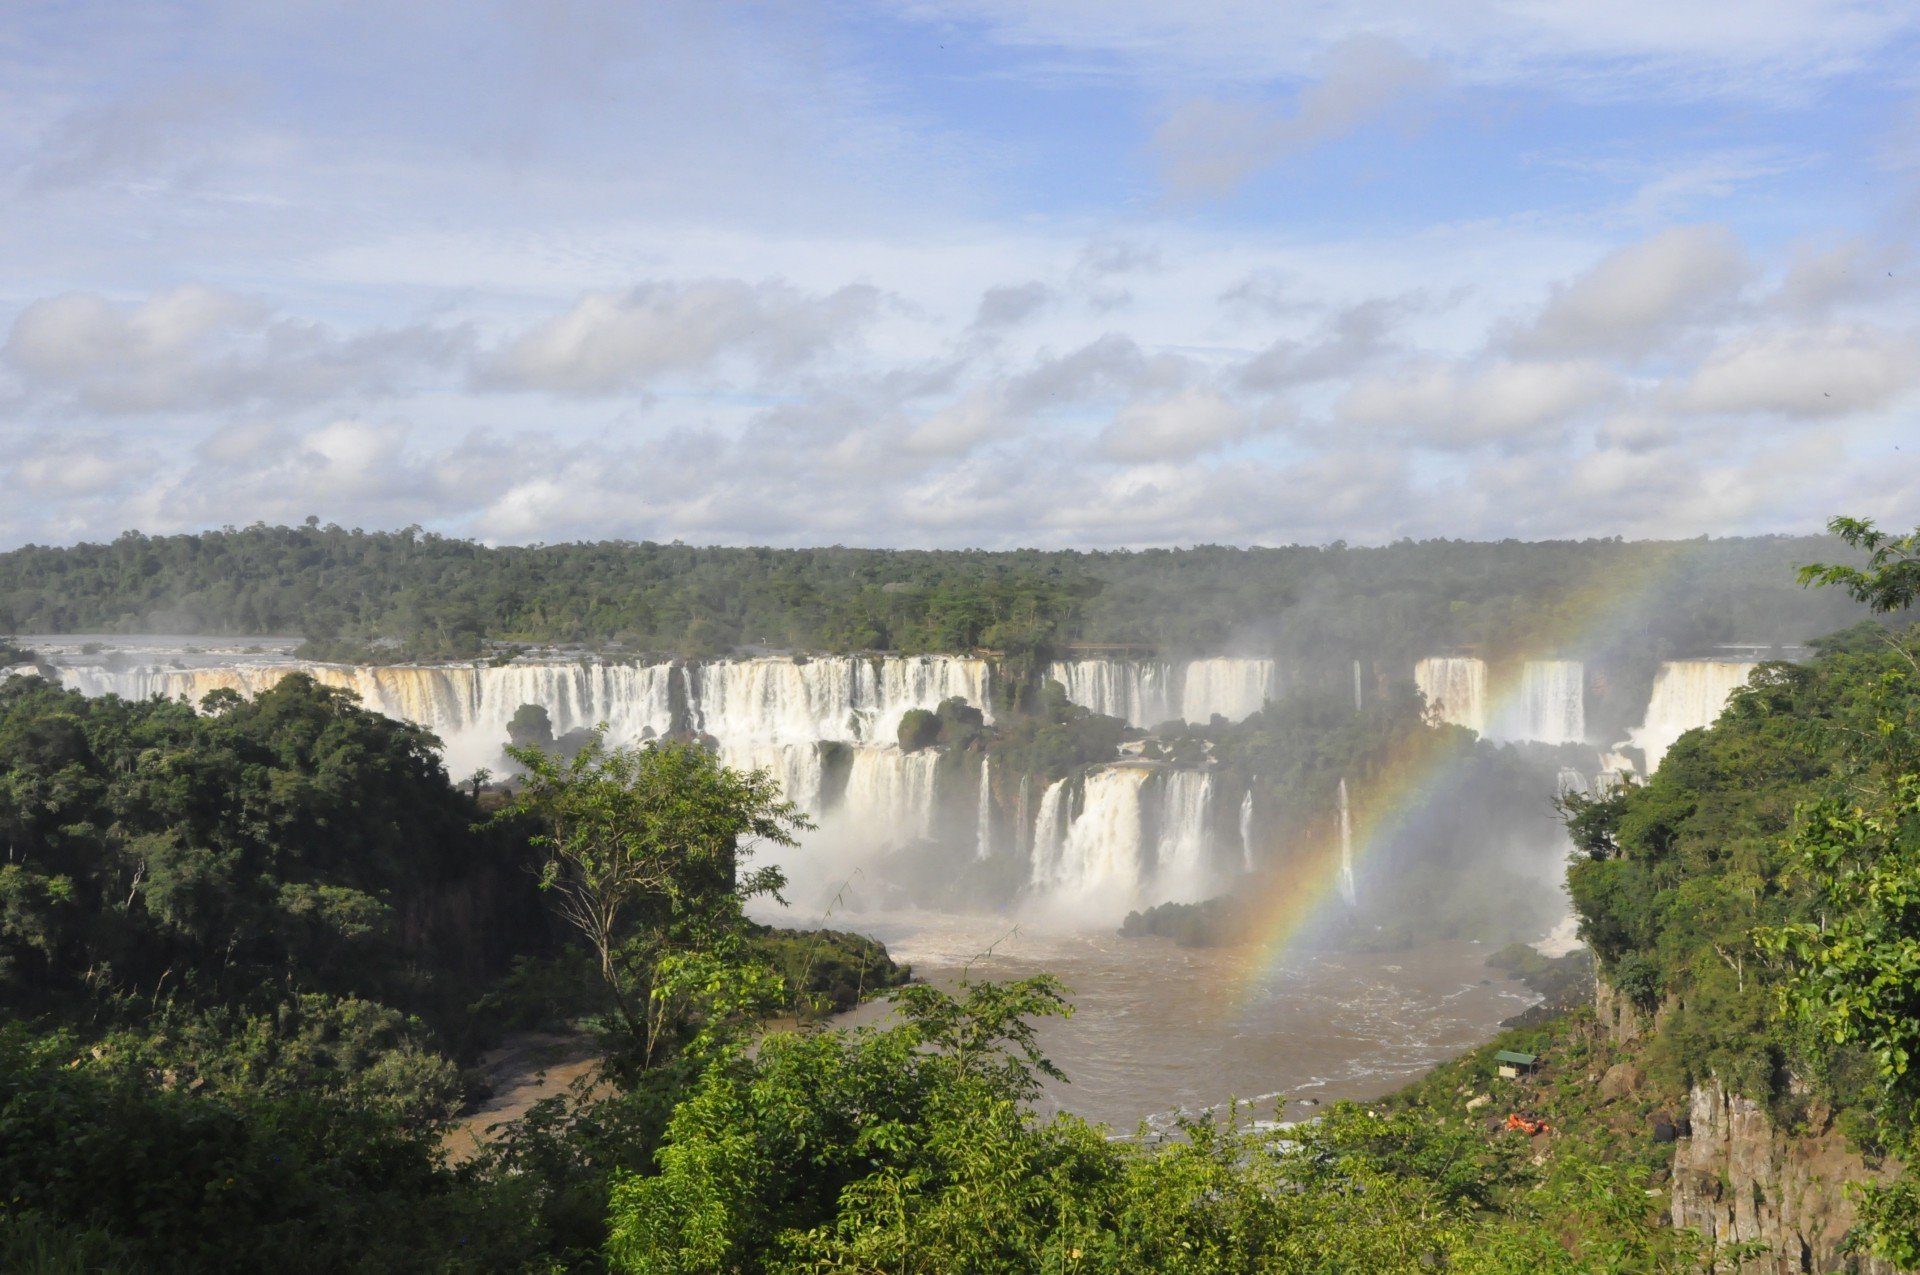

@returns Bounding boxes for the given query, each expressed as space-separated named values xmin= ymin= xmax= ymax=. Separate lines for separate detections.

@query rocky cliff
xmin=1597 ymin=977 xmax=1904 ymax=1273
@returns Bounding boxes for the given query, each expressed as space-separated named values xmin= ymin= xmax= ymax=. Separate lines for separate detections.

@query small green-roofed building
xmin=1494 ymin=1050 xmax=1538 ymax=1079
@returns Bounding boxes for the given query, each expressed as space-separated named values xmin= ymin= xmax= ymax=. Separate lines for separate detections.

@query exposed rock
xmin=1600 ymin=1062 xmax=1645 ymax=1101
xmin=1595 ymin=975 xmax=1645 ymax=1046
xmin=1670 ymin=1077 xmax=1904 ymax=1274
xmin=1466 ymin=1094 xmax=1491 ymax=1112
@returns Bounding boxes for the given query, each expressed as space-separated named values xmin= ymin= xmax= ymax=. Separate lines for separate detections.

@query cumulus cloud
xmin=1096 ymin=388 xmax=1260 ymax=461
xmin=1675 ymin=324 xmax=1919 ymax=417
xmin=3 ymin=286 xmax=464 ymax=414
xmin=481 ymin=279 xmax=881 ymax=395
xmin=971 ymin=281 xmax=1055 ymax=331
xmin=1238 ymin=298 xmax=1407 ymax=391
xmin=1339 ymin=358 xmax=1619 ymax=447
xmin=10 ymin=433 xmax=158 ymax=497
xmin=1005 ymin=333 xmax=1193 ymax=413
xmin=1508 ymin=225 xmax=1752 ymax=358
xmin=1771 ymin=237 xmax=1910 ymax=315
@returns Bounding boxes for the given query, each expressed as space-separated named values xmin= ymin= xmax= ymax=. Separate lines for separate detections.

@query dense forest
xmin=4 ymin=519 xmax=1919 ymax=1270
xmin=0 ymin=523 xmax=1872 ymax=667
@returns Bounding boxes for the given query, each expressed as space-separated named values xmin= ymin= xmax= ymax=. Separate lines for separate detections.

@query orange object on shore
xmin=1504 ymin=1112 xmax=1550 ymax=1135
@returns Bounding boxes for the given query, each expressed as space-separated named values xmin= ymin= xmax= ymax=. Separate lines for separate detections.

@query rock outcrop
xmin=1668 ymin=1079 xmax=1900 ymax=1273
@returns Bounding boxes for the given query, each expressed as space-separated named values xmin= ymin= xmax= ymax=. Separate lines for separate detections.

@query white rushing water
xmin=1152 ymin=770 xmax=1215 ymax=904
xmin=1628 ymin=660 xmax=1759 ymax=773
xmin=1414 ymin=657 xmax=1488 ymax=735
xmin=1336 ymin=778 xmax=1356 ymax=905
xmin=47 ymin=650 xmax=989 ymax=780
xmin=974 ymin=756 xmax=993 ymax=860
xmin=1025 ymin=765 xmax=1225 ymax=913
xmin=1029 ymin=769 xmax=1152 ymax=912
xmin=1046 ymin=658 xmax=1276 ymax=728
xmin=1239 ymin=786 xmax=1255 ymax=873
xmin=1417 ymin=656 xmax=1586 ymax=744
xmin=1510 ymin=660 xmax=1585 ymax=745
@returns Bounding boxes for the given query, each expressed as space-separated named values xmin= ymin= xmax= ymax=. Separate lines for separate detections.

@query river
xmin=805 ymin=910 xmax=1537 ymax=1132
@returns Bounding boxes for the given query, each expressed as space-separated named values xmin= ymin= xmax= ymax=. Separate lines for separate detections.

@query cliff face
xmin=1670 ymin=1077 xmax=1897 ymax=1274
xmin=1596 ymin=978 xmax=1904 ymax=1274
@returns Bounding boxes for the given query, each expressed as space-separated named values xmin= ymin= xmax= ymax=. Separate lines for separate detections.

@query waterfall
xmin=1352 ymin=660 xmax=1364 ymax=712
xmin=1555 ymin=766 xmax=1589 ymax=798
xmin=1029 ymin=768 xmax=1150 ymax=910
xmin=1337 ymin=778 xmax=1356 ymax=906
xmin=838 ymin=746 xmax=939 ymax=844
xmin=1505 ymin=660 xmax=1585 ymax=744
xmin=1414 ymin=657 xmax=1488 ymax=734
xmin=1151 ymin=770 xmax=1214 ymax=903
xmin=1028 ymin=778 xmax=1072 ymax=886
xmin=1628 ymin=660 xmax=1758 ymax=773
xmin=1239 ymin=785 xmax=1255 ymax=873
xmin=1046 ymin=657 xmax=1276 ymax=727
xmin=51 ymin=652 xmax=991 ymax=786
xmin=1046 ymin=660 xmax=1177 ymax=727
xmin=1178 ymin=658 xmax=1275 ymax=724
xmin=53 ymin=660 xmax=679 ymax=776
xmin=975 ymin=756 xmax=993 ymax=860
xmin=719 ymin=742 xmax=827 ymax=816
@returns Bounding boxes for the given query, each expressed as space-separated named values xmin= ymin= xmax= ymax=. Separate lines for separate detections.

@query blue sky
xmin=2 ymin=0 xmax=1917 ymax=548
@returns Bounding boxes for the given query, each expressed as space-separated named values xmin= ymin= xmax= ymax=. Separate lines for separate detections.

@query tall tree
xmin=498 ymin=734 xmax=807 ymax=1070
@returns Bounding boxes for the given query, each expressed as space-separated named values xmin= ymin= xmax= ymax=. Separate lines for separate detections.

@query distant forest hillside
xmin=0 ymin=523 xmax=1871 ymax=665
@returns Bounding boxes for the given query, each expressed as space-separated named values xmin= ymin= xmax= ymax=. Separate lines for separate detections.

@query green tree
xmin=498 ymin=734 xmax=809 ymax=1071
xmin=1799 ymin=516 xmax=1920 ymax=613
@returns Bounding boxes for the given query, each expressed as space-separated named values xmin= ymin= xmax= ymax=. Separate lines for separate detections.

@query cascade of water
xmin=720 ymin=742 xmax=827 ymax=816
xmin=1555 ymin=766 xmax=1589 ymax=798
xmin=1414 ymin=657 xmax=1488 ymax=734
xmin=1152 ymin=770 xmax=1214 ymax=902
xmin=55 ymin=660 xmax=681 ymax=776
xmin=1353 ymin=660 xmax=1364 ymax=712
xmin=839 ymin=747 xmax=940 ymax=845
xmin=975 ymin=756 xmax=993 ymax=860
xmin=1046 ymin=658 xmax=1276 ymax=727
xmin=1337 ymin=778 xmax=1356 ymax=906
xmin=1239 ymin=785 xmax=1255 ymax=872
xmin=1628 ymin=661 xmax=1758 ymax=773
xmin=1178 ymin=659 xmax=1276 ymax=724
xmin=1028 ymin=778 xmax=1072 ymax=885
xmin=1509 ymin=660 xmax=1585 ymax=744
xmin=1045 ymin=660 xmax=1177 ymax=728
xmin=1031 ymin=769 xmax=1150 ymax=909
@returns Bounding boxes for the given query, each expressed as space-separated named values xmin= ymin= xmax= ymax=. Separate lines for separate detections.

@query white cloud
xmin=1675 ymin=324 xmax=1919 ymax=418
xmin=481 ymin=279 xmax=881 ymax=395
xmin=1097 ymin=388 xmax=1260 ymax=461
xmin=2 ymin=287 xmax=462 ymax=414
xmin=1509 ymin=225 xmax=1751 ymax=358
xmin=1338 ymin=358 xmax=1618 ymax=447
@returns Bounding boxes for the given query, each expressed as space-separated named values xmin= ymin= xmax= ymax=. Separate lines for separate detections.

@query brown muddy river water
xmin=819 ymin=911 xmax=1537 ymax=1133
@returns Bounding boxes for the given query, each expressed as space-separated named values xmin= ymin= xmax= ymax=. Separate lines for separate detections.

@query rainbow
xmin=1222 ymin=543 xmax=1690 ymax=1008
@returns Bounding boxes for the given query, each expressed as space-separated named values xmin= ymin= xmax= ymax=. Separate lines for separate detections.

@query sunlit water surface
xmin=774 ymin=908 xmax=1537 ymax=1134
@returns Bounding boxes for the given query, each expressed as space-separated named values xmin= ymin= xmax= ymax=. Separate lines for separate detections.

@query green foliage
xmin=606 ymin=978 xmax=1702 ymax=1274
xmin=1799 ymin=516 xmax=1920 ymax=614
xmin=750 ymin=925 xmax=911 ymax=1017
xmin=0 ymin=525 xmax=1870 ymax=669
xmin=496 ymin=734 xmax=809 ymax=1076
xmin=896 ymin=706 xmax=940 ymax=752
xmin=0 ymin=671 xmax=547 ymax=1062
xmin=0 ymin=1025 xmax=547 ymax=1273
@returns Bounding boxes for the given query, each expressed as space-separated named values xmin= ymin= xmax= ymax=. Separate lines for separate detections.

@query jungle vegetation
xmin=0 ymin=521 xmax=1870 ymax=668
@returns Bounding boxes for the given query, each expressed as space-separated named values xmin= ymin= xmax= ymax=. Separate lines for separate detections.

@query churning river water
xmin=804 ymin=910 xmax=1538 ymax=1133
